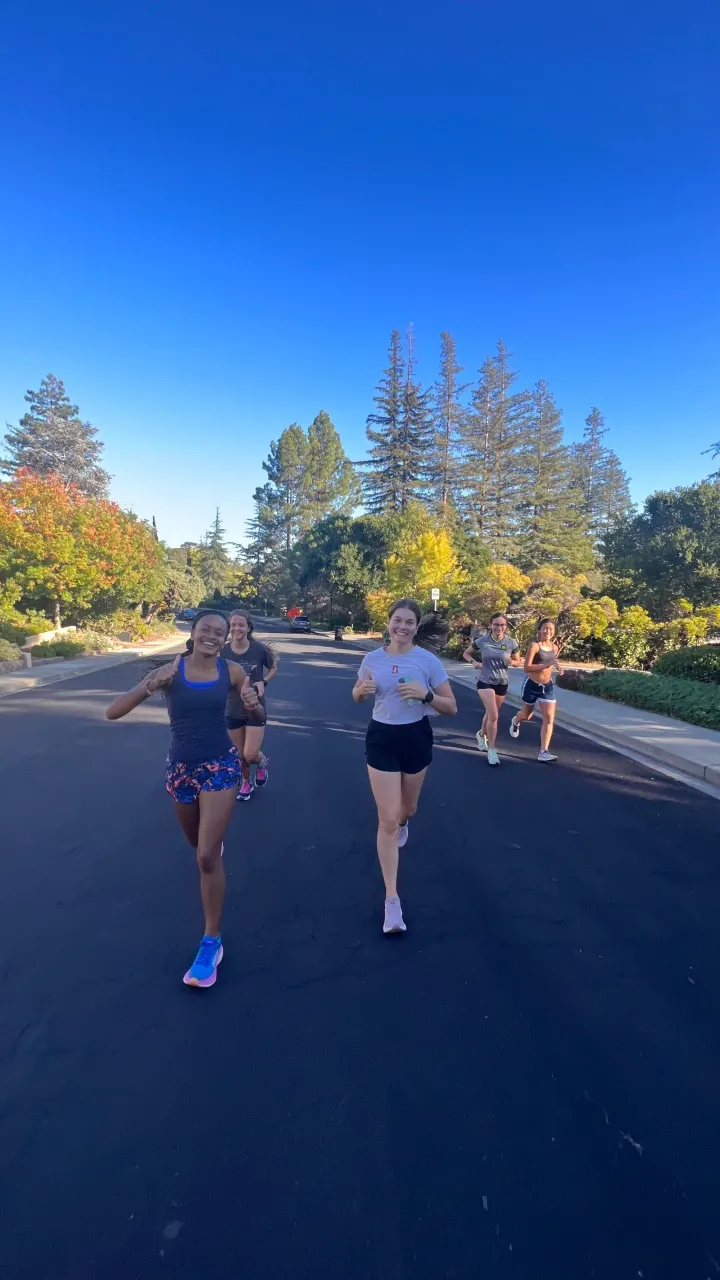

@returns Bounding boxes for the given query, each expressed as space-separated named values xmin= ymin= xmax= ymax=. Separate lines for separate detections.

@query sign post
xmin=431 ymin=587 xmax=440 ymax=612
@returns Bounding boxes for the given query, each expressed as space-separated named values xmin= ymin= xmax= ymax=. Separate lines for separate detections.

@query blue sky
xmin=1 ymin=0 xmax=718 ymax=548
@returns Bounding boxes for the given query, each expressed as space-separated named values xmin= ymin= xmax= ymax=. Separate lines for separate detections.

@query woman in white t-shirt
xmin=352 ymin=598 xmax=457 ymax=935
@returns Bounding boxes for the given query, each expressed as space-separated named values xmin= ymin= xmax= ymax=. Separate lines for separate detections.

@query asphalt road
xmin=1 ymin=631 xmax=720 ymax=1280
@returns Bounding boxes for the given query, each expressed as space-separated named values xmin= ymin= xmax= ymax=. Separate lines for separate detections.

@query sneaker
xmin=475 ymin=730 xmax=488 ymax=753
xmin=183 ymin=935 xmax=223 ymax=988
xmin=254 ymin=758 xmax=269 ymax=788
xmin=383 ymin=897 xmax=407 ymax=934
xmin=509 ymin=717 xmax=520 ymax=739
xmin=538 ymin=750 xmax=558 ymax=763
xmin=237 ymin=778 xmax=254 ymax=801
xmin=487 ymin=748 xmax=500 ymax=766
xmin=397 ymin=821 xmax=409 ymax=849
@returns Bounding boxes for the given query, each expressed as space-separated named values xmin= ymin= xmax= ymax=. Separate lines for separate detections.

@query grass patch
xmin=565 ymin=669 xmax=720 ymax=731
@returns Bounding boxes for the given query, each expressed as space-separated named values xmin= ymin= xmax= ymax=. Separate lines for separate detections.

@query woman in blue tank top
xmin=106 ymin=610 xmax=264 ymax=989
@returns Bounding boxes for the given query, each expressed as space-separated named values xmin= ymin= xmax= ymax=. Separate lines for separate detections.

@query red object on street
xmin=287 ymin=607 xmax=302 ymax=619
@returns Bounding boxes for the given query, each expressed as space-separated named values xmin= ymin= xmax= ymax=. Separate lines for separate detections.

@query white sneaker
xmin=475 ymin=730 xmax=488 ymax=753
xmin=509 ymin=717 xmax=520 ymax=739
xmin=538 ymin=750 xmax=558 ymax=763
xmin=487 ymin=748 xmax=500 ymax=766
xmin=383 ymin=896 xmax=407 ymax=934
xmin=397 ymin=821 xmax=409 ymax=849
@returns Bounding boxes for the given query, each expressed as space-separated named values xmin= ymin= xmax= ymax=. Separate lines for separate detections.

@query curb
xmin=0 ymin=638 xmax=185 ymax=700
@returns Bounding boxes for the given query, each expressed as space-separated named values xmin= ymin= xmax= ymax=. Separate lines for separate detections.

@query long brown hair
xmin=387 ymin=598 xmax=449 ymax=654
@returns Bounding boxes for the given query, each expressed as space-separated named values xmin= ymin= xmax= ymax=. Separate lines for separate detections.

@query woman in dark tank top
xmin=106 ymin=610 xmax=264 ymax=990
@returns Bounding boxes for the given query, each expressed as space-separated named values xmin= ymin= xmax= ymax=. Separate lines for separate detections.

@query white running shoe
xmin=538 ymin=750 xmax=558 ymax=763
xmin=487 ymin=748 xmax=500 ymax=766
xmin=383 ymin=896 xmax=407 ymax=934
xmin=475 ymin=730 xmax=488 ymax=753
xmin=509 ymin=717 xmax=520 ymax=739
xmin=397 ymin=821 xmax=409 ymax=849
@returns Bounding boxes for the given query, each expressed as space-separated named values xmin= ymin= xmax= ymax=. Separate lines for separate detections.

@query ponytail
xmin=414 ymin=613 xmax=450 ymax=654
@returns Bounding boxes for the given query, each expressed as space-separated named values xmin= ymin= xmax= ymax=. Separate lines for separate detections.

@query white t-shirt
xmin=357 ymin=646 xmax=448 ymax=725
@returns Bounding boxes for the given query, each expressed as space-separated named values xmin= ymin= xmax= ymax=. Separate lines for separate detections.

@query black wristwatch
xmin=423 ymin=689 xmax=434 ymax=705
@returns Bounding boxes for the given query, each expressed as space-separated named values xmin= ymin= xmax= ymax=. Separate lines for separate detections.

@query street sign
xmin=431 ymin=588 xmax=440 ymax=601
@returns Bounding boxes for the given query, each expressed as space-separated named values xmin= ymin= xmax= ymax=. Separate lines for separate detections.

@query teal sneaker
xmin=183 ymin=935 xmax=223 ymax=988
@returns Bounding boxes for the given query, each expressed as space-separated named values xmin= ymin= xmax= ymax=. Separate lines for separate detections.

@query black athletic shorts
xmin=365 ymin=717 xmax=433 ymax=774
xmin=476 ymin=680 xmax=509 ymax=695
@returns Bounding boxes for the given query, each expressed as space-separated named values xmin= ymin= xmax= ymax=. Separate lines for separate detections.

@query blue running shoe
xmin=183 ymin=935 xmax=223 ymax=988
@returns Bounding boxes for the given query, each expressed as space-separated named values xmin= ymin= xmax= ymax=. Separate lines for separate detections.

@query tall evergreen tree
xmin=3 ymin=374 xmax=110 ymax=496
xmin=302 ymin=410 xmax=361 ymax=528
xmin=570 ymin=407 xmax=632 ymax=542
xmin=397 ymin=325 xmax=434 ymax=511
xmin=431 ymin=332 xmax=467 ymax=515
xmin=457 ymin=341 xmax=528 ymax=559
xmin=362 ymin=330 xmax=406 ymax=512
xmin=197 ymin=508 xmax=233 ymax=595
xmin=516 ymin=380 xmax=592 ymax=573
xmin=261 ymin=424 xmax=308 ymax=552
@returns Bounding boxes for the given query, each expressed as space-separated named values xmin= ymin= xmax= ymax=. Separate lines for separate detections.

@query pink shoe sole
xmin=183 ymin=945 xmax=224 ymax=988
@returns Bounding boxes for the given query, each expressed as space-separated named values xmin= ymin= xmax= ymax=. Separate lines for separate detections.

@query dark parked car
xmin=290 ymin=615 xmax=311 ymax=633
xmin=178 ymin=608 xmax=199 ymax=621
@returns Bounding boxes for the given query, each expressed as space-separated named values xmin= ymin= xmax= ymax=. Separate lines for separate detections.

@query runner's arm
xmin=106 ymin=655 xmax=180 ymax=720
xmin=229 ymin=665 xmax=266 ymax=724
xmin=462 ymin=644 xmax=482 ymax=667
xmin=430 ymin=678 xmax=457 ymax=716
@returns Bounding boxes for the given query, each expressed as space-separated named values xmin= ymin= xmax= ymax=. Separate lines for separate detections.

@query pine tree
xmin=570 ymin=407 xmax=632 ymax=542
xmin=362 ymin=330 xmax=406 ymax=512
xmin=431 ymin=332 xmax=467 ymax=515
xmin=197 ymin=509 xmax=233 ymax=596
xmin=302 ymin=410 xmax=361 ymax=528
xmin=516 ymin=380 xmax=592 ymax=573
xmin=261 ymin=424 xmax=308 ymax=552
xmin=457 ymin=341 xmax=528 ymax=559
xmin=2 ymin=374 xmax=110 ymax=497
xmin=397 ymin=325 xmax=434 ymax=511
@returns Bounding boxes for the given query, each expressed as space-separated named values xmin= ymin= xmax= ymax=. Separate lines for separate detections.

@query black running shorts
xmin=476 ymin=680 xmax=509 ymax=695
xmin=365 ymin=717 xmax=433 ymax=774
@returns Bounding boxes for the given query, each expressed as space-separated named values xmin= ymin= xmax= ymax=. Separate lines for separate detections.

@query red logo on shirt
xmin=391 ymin=664 xmax=399 ymax=674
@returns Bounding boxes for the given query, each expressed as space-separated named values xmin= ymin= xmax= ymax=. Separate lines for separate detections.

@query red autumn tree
xmin=0 ymin=470 xmax=164 ymax=625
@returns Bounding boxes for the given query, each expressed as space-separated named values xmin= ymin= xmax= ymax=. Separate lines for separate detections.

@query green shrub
xmin=146 ymin=617 xmax=178 ymax=638
xmin=577 ymin=669 xmax=720 ymax=731
xmin=556 ymin=669 xmax=590 ymax=692
xmin=653 ymin=644 xmax=720 ymax=684
xmin=73 ymin=629 xmax=114 ymax=653
xmin=0 ymin=610 xmax=52 ymax=646
xmin=0 ymin=639 xmax=22 ymax=662
xmin=31 ymin=640 xmax=86 ymax=659
xmin=600 ymin=605 xmax=655 ymax=668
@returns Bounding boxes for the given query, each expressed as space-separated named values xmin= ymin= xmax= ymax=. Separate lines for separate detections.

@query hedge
xmin=0 ymin=639 xmax=22 ymax=662
xmin=653 ymin=644 xmax=720 ymax=685
xmin=570 ymin=669 xmax=720 ymax=731
xmin=30 ymin=640 xmax=86 ymax=659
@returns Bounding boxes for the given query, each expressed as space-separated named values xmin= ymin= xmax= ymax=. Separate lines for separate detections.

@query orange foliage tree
xmin=0 ymin=471 xmax=165 ymax=625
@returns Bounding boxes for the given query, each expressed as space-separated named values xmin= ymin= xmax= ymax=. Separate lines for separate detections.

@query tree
xmin=601 ymin=605 xmax=655 ymax=668
xmin=603 ymin=481 xmax=720 ymax=617
xmin=197 ymin=509 xmax=233 ymax=597
xmin=569 ymin=407 xmax=632 ymax=542
xmin=457 ymin=341 xmax=528 ymax=558
xmin=516 ymin=380 xmax=592 ymax=574
xmin=162 ymin=549 xmax=206 ymax=613
xmin=362 ymin=330 xmax=405 ymax=512
xmin=302 ymin=411 xmax=361 ymax=528
xmin=260 ymin=424 xmax=308 ymax=552
xmin=0 ymin=470 xmax=163 ymax=626
xmin=431 ymin=332 xmax=467 ymax=514
xmin=362 ymin=328 xmax=433 ymax=513
xmin=3 ymin=374 xmax=111 ymax=497
xmin=464 ymin=562 xmax=531 ymax=622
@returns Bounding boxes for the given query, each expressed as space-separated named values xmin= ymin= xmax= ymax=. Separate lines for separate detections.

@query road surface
xmin=1 ymin=630 xmax=719 ymax=1279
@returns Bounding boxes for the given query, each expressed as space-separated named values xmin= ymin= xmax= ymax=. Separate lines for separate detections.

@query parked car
xmin=290 ymin=614 xmax=311 ymax=633
xmin=178 ymin=608 xmax=199 ymax=621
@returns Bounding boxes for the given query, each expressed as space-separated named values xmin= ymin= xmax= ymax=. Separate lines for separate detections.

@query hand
xmin=472 ymin=660 xmax=483 ymax=669
xmin=398 ymin=680 xmax=428 ymax=702
xmin=358 ymin=675 xmax=377 ymax=698
xmin=254 ymin=680 xmax=266 ymax=699
xmin=240 ymin=676 xmax=259 ymax=709
xmin=144 ymin=654 xmax=180 ymax=695
xmin=554 ymin=663 xmax=564 ymax=677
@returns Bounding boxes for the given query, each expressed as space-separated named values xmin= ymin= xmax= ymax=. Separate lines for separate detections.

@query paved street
xmin=2 ymin=630 xmax=720 ymax=1280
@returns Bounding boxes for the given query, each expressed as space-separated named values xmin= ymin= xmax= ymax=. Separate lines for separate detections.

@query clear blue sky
xmin=1 ymin=0 xmax=718 ymax=548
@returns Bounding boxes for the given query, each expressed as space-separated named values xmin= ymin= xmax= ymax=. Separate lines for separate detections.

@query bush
xmin=30 ymin=640 xmax=86 ymax=659
xmin=0 ymin=610 xmax=52 ymax=646
xmin=575 ymin=669 xmax=720 ymax=731
xmin=146 ymin=617 xmax=178 ymax=638
xmin=0 ymin=639 xmax=22 ymax=661
xmin=73 ymin=629 xmax=114 ymax=653
xmin=555 ymin=669 xmax=590 ymax=692
xmin=653 ymin=644 xmax=720 ymax=685
xmin=600 ymin=606 xmax=655 ymax=668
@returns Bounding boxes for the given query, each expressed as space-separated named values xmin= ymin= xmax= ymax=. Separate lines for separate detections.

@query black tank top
xmin=165 ymin=657 xmax=233 ymax=766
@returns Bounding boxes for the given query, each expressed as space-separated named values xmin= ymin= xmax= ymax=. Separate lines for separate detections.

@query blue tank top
xmin=165 ymin=657 xmax=233 ymax=766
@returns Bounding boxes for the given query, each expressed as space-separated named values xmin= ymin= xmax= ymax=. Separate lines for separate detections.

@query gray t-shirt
xmin=472 ymin=633 xmax=519 ymax=684
xmin=357 ymin=646 xmax=448 ymax=725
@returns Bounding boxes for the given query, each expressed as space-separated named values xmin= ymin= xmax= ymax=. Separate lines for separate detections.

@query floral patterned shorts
xmin=165 ymin=748 xmax=242 ymax=804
